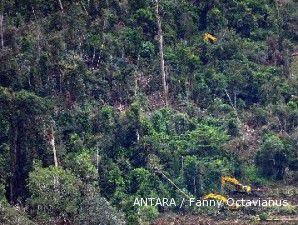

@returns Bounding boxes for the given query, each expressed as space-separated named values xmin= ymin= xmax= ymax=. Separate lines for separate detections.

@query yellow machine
xmin=204 ymin=193 xmax=228 ymax=203
xmin=203 ymin=193 xmax=240 ymax=210
xmin=221 ymin=176 xmax=251 ymax=194
xmin=203 ymin=33 xmax=218 ymax=43
xmin=201 ymin=177 xmax=252 ymax=211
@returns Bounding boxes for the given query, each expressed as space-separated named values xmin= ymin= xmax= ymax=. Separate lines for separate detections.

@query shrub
xmin=78 ymin=186 xmax=126 ymax=225
xmin=0 ymin=205 xmax=36 ymax=225
xmin=241 ymin=164 xmax=267 ymax=186
xmin=139 ymin=205 xmax=159 ymax=223
xmin=256 ymin=134 xmax=289 ymax=180
xmin=28 ymin=165 xmax=81 ymax=223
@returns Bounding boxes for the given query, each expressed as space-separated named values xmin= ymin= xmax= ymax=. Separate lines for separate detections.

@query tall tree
xmin=154 ymin=0 xmax=168 ymax=106
xmin=0 ymin=13 xmax=3 ymax=49
xmin=48 ymin=123 xmax=58 ymax=168
xmin=58 ymin=0 xmax=64 ymax=12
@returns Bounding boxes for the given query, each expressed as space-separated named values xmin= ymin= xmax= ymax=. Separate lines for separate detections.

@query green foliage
xmin=129 ymin=168 xmax=153 ymax=196
xmin=0 ymin=0 xmax=297 ymax=224
xmin=248 ymin=106 xmax=269 ymax=128
xmin=138 ymin=205 xmax=159 ymax=223
xmin=241 ymin=164 xmax=267 ymax=186
xmin=105 ymin=162 xmax=126 ymax=198
xmin=0 ymin=205 xmax=36 ymax=225
xmin=259 ymin=212 xmax=269 ymax=221
xmin=132 ymin=8 xmax=156 ymax=36
xmin=200 ymin=157 xmax=235 ymax=192
xmin=185 ymin=123 xmax=229 ymax=156
xmin=183 ymin=155 xmax=202 ymax=196
xmin=78 ymin=186 xmax=126 ymax=225
xmin=71 ymin=150 xmax=98 ymax=183
xmin=256 ymin=134 xmax=295 ymax=180
xmin=28 ymin=164 xmax=81 ymax=222
xmin=0 ymin=183 xmax=6 ymax=204
xmin=226 ymin=117 xmax=239 ymax=137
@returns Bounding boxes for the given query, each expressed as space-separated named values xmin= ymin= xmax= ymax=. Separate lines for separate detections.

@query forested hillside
xmin=0 ymin=0 xmax=297 ymax=224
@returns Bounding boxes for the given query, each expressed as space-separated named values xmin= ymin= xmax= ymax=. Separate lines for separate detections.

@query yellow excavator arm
xmin=221 ymin=176 xmax=251 ymax=194
xmin=203 ymin=33 xmax=218 ymax=43
xmin=203 ymin=193 xmax=240 ymax=210
xmin=203 ymin=193 xmax=228 ymax=203
xmin=221 ymin=176 xmax=240 ymax=185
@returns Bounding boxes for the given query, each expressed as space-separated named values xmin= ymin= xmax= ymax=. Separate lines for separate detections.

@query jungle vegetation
xmin=0 ymin=0 xmax=297 ymax=224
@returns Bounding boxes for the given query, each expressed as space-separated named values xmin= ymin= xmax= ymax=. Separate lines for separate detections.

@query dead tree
xmin=58 ymin=0 xmax=64 ymax=13
xmin=47 ymin=124 xmax=58 ymax=167
xmin=0 ymin=13 xmax=4 ymax=49
xmin=154 ymin=0 xmax=168 ymax=106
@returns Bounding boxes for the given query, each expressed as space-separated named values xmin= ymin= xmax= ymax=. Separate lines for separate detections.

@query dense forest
xmin=0 ymin=0 xmax=297 ymax=224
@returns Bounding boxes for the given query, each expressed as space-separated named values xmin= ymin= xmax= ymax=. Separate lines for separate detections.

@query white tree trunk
xmin=50 ymin=125 xmax=58 ymax=167
xmin=224 ymin=89 xmax=241 ymax=124
xmin=0 ymin=14 xmax=4 ymax=49
xmin=155 ymin=0 xmax=168 ymax=106
xmin=96 ymin=147 xmax=99 ymax=171
xmin=58 ymin=0 xmax=64 ymax=12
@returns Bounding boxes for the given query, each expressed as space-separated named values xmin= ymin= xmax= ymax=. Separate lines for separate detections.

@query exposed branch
xmin=224 ymin=89 xmax=241 ymax=124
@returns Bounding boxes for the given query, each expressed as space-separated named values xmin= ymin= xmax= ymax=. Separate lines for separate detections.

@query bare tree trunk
xmin=224 ymin=89 xmax=241 ymax=124
xmin=49 ymin=124 xmax=58 ymax=167
xmin=0 ymin=14 xmax=4 ymax=49
xmin=154 ymin=0 xmax=168 ymax=106
xmin=96 ymin=147 xmax=99 ymax=171
xmin=58 ymin=0 xmax=64 ymax=13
